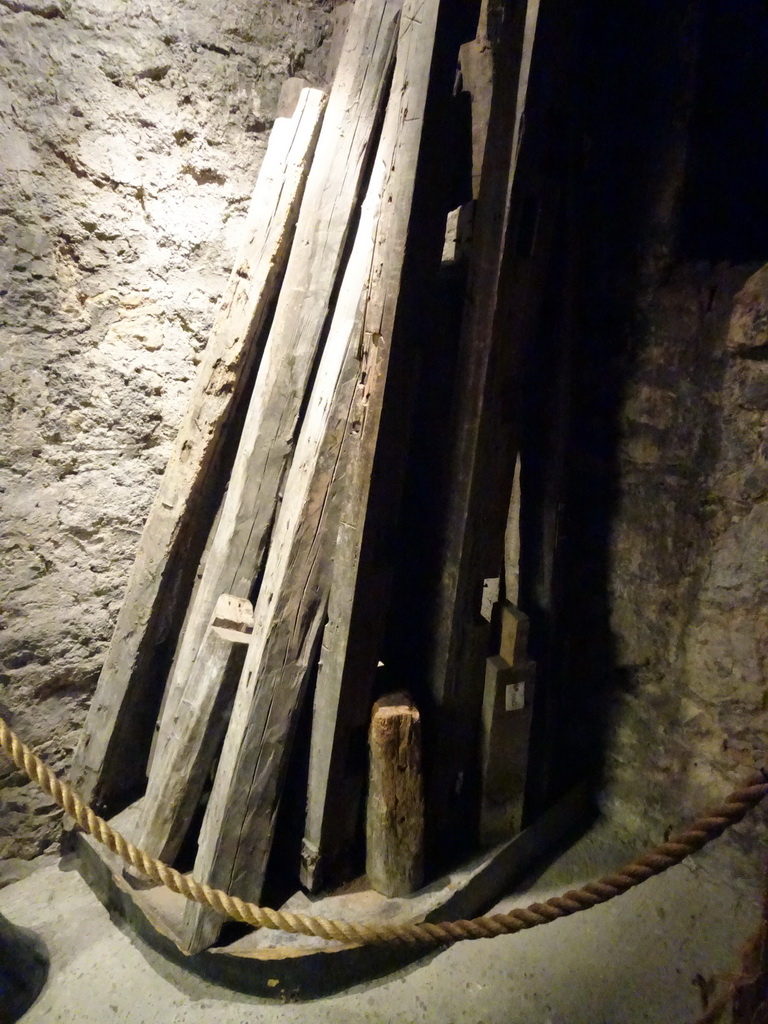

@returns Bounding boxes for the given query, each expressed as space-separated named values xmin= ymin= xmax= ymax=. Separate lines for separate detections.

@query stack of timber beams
xmin=70 ymin=0 xmax=566 ymax=957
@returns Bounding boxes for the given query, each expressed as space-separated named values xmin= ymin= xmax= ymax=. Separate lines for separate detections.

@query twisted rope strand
xmin=2 ymin=715 xmax=766 ymax=948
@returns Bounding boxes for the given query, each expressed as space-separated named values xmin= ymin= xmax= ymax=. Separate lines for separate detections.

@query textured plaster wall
xmin=0 ymin=0 xmax=337 ymax=866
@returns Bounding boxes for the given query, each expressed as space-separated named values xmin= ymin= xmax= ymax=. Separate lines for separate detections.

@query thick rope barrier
xmin=2 ymin=714 xmax=766 ymax=948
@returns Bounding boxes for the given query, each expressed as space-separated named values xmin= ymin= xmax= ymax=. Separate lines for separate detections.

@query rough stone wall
xmin=557 ymin=0 xmax=768 ymax=885
xmin=603 ymin=263 xmax=768 ymax=871
xmin=0 ymin=0 xmax=337 ymax=863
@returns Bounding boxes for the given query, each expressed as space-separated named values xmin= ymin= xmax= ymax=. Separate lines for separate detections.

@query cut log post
xmin=180 ymin=0 xmax=439 ymax=953
xmin=69 ymin=85 xmax=327 ymax=809
xmin=366 ymin=694 xmax=424 ymax=898
xmin=300 ymin=0 xmax=443 ymax=895
xmin=134 ymin=0 xmax=400 ymax=866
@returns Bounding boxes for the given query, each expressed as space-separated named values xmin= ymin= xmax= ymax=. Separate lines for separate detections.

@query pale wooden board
xmin=300 ymin=0 xmax=443 ymax=897
xmin=73 ymin=785 xmax=592 ymax=998
xmin=181 ymin=0 xmax=442 ymax=952
xmin=70 ymin=86 xmax=327 ymax=808
xmin=135 ymin=0 xmax=401 ymax=865
xmin=499 ymin=601 xmax=529 ymax=664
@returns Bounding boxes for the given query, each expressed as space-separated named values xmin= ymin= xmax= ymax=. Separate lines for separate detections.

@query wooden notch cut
xmin=366 ymin=693 xmax=424 ymax=898
xmin=136 ymin=0 xmax=400 ymax=870
xmin=210 ymin=594 xmax=254 ymax=645
xmin=69 ymin=84 xmax=327 ymax=809
xmin=442 ymin=203 xmax=475 ymax=265
xmin=499 ymin=600 xmax=529 ymax=664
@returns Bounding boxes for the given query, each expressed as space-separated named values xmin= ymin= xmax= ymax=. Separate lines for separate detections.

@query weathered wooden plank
xmin=422 ymin=0 xmax=545 ymax=858
xmin=301 ymin=0 xmax=444 ymax=895
xmin=499 ymin=600 xmax=529 ymax=664
xmin=144 ymin=471 xmax=233 ymax=779
xmin=366 ymin=694 xmax=424 ymax=898
xmin=427 ymin=0 xmax=540 ymax=710
xmin=179 ymin=0 xmax=441 ymax=953
xmin=177 ymin=120 xmax=391 ymax=955
xmin=480 ymin=602 xmax=533 ymax=846
xmin=479 ymin=655 xmax=535 ymax=846
xmin=134 ymin=1 xmax=400 ymax=864
xmin=69 ymin=86 xmax=327 ymax=809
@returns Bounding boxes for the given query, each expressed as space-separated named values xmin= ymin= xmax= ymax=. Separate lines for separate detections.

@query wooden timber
xmin=479 ymin=655 xmax=535 ymax=846
xmin=135 ymin=0 xmax=400 ymax=865
xmin=179 ymin=134 xmax=390 ymax=955
xmin=366 ymin=694 xmax=424 ymax=898
xmin=181 ymin=0 xmax=439 ymax=952
xmin=423 ymin=0 xmax=548 ymax=859
xmin=69 ymin=85 xmax=326 ymax=809
xmin=493 ymin=0 xmax=581 ymax=822
xmin=458 ymin=28 xmax=493 ymax=199
xmin=300 ymin=0 xmax=443 ymax=895
xmin=145 ymin=477 xmax=227 ymax=779
xmin=499 ymin=600 xmax=529 ymax=664
xmin=73 ymin=786 xmax=592 ymax=999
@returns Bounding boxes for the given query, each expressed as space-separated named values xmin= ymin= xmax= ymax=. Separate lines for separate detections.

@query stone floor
xmin=0 ymin=819 xmax=761 ymax=1024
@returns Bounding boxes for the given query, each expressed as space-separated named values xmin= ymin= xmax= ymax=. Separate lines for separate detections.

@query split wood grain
xmin=179 ymin=117 xmax=394 ymax=957
xmin=366 ymin=694 xmax=424 ymax=898
xmin=135 ymin=0 xmax=400 ymax=865
xmin=300 ymin=0 xmax=443 ymax=895
xmin=70 ymin=86 xmax=327 ymax=808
